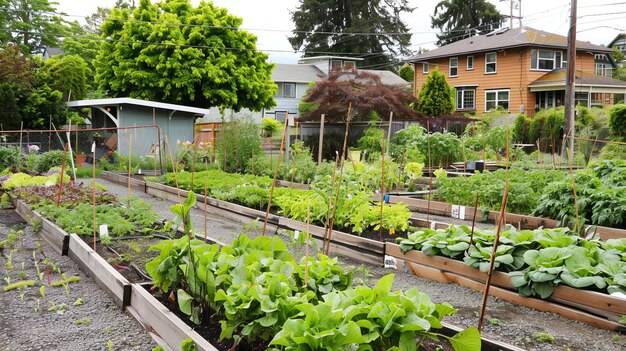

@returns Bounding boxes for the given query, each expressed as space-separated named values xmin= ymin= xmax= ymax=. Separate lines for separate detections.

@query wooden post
xmin=468 ymin=194 xmax=480 ymax=251
xmin=204 ymin=160 xmax=208 ymax=243
xmin=322 ymin=152 xmax=339 ymax=254
xmin=92 ymin=142 xmax=97 ymax=251
xmin=48 ymin=116 xmax=52 ymax=151
xmin=325 ymin=104 xmax=352 ymax=255
xmin=19 ymin=121 xmax=23 ymax=150
xmin=251 ymin=146 xmax=255 ymax=175
xmin=566 ymin=146 xmax=580 ymax=233
xmin=65 ymin=121 xmax=77 ymax=180
xmin=426 ymin=121 xmax=432 ymax=223
xmin=190 ymin=134 xmax=199 ymax=189
xmin=318 ymin=114 xmax=325 ymax=165
xmin=262 ymin=114 xmax=290 ymax=236
xmin=127 ymin=133 xmax=132 ymax=201
xmin=56 ymin=143 xmax=69 ymax=207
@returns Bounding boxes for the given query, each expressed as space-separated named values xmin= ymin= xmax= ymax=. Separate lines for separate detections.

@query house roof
xmin=608 ymin=33 xmax=626 ymax=48
xmin=409 ymin=26 xmax=612 ymax=62
xmin=528 ymin=68 xmax=626 ymax=89
xmin=67 ymin=98 xmax=210 ymax=115
xmin=43 ymin=47 xmax=64 ymax=56
xmin=298 ymin=56 xmax=364 ymax=64
xmin=360 ymin=69 xmax=410 ymax=86
xmin=273 ymin=64 xmax=325 ymax=83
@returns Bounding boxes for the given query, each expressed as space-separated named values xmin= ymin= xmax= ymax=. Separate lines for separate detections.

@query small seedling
xmin=73 ymin=297 xmax=83 ymax=306
xmin=73 ymin=317 xmax=92 ymax=326
xmin=51 ymin=275 xmax=80 ymax=287
xmin=47 ymin=301 xmax=68 ymax=314
xmin=20 ymin=292 xmax=25 ymax=300
xmin=34 ymin=298 xmax=41 ymax=312
xmin=32 ymin=220 xmax=42 ymax=233
xmin=39 ymin=286 xmax=45 ymax=298
xmin=3 ymin=280 xmax=34 ymax=291
xmin=107 ymin=339 xmax=113 ymax=351
xmin=4 ymin=275 xmax=10 ymax=285
xmin=534 ymin=332 xmax=555 ymax=343
xmin=488 ymin=317 xmax=502 ymax=326
xmin=103 ymin=326 xmax=115 ymax=334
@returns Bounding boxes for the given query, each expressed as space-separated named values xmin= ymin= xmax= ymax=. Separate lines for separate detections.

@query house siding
xmin=414 ymin=48 xmax=597 ymax=117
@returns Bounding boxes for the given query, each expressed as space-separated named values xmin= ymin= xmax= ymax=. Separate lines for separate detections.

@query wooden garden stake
xmin=190 ymin=135 xmax=199 ymax=189
xmin=536 ymin=140 xmax=541 ymax=164
xmin=468 ymin=194 xmax=480 ymax=251
xmin=379 ymin=136 xmax=386 ymax=242
xmin=304 ymin=199 xmax=311 ymax=289
xmin=127 ymin=133 xmax=132 ymax=201
xmin=56 ymin=143 xmax=69 ymax=207
xmin=566 ymin=146 xmax=580 ymax=233
xmin=318 ymin=114 xmax=325 ymax=165
xmin=325 ymin=103 xmax=352 ymax=255
xmin=92 ymin=142 xmax=97 ymax=251
xmin=251 ymin=146 xmax=255 ymax=175
xmin=426 ymin=121 xmax=432 ymax=222
xmin=66 ymin=121 xmax=76 ymax=180
xmin=322 ymin=151 xmax=339 ymax=254
xmin=262 ymin=113 xmax=289 ymax=236
xmin=204 ymin=159 xmax=208 ymax=243
xmin=165 ymin=136 xmax=181 ymax=201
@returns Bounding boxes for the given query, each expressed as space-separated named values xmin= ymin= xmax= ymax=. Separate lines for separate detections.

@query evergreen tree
xmin=398 ymin=64 xmax=414 ymax=82
xmin=416 ymin=68 xmax=454 ymax=117
xmin=0 ymin=0 xmax=69 ymax=56
xmin=431 ymin=0 xmax=503 ymax=46
xmin=96 ymin=0 xmax=276 ymax=110
xmin=289 ymin=0 xmax=414 ymax=68
xmin=43 ymin=54 xmax=88 ymax=101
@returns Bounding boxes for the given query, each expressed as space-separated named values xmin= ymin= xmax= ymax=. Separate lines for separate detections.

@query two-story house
xmin=410 ymin=27 xmax=626 ymax=117
xmin=608 ymin=33 xmax=626 ymax=67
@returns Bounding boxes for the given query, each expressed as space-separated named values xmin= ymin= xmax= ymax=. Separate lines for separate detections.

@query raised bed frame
xmin=8 ymin=195 xmax=524 ymax=351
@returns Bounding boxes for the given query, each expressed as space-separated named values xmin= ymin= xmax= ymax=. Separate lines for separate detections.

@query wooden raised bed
xmin=14 ymin=198 xmax=69 ymax=255
xmin=386 ymin=195 xmax=626 ymax=240
xmin=101 ymin=171 xmax=385 ymax=265
xmin=385 ymin=243 xmax=626 ymax=332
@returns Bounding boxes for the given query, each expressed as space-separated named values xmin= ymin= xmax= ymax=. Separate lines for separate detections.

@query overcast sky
xmin=54 ymin=0 xmax=625 ymax=64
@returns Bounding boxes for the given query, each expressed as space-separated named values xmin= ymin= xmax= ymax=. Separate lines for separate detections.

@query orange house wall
xmin=413 ymin=48 xmax=597 ymax=117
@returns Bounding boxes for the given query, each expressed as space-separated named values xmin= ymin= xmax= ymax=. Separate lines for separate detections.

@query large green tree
xmin=431 ymin=0 xmax=502 ymax=46
xmin=43 ymin=54 xmax=88 ymax=101
xmin=289 ymin=0 xmax=413 ymax=68
xmin=0 ymin=0 xmax=69 ymax=56
xmin=416 ymin=68 xmax=453 ymax=117
xmin=95 ymin=0 xmax=276 ymax=110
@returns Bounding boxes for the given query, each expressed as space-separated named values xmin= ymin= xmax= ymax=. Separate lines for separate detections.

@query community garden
xmin=1 ymin=103 xmax=626 ymax=351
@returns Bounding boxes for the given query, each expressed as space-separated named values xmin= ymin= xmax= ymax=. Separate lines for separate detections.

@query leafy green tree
xmin=289 ymin=0 xmax=414 ymax=67
xmin=608 ymin=104 xmax=626 ymax=140
xmin=611 ymin=46 xmax=625 ymax=64
xmin=0 ymin=0 xmax=69 ymax=55
xmin=61 ymin=22 xmax=100 ymax=94
xmin=416 ymin=68 xmax=453 ymax=117
xmin=398 ymin=64 xmax=414 ymax=82
xmin=96 ymin=0 xmax=276 ymax=110
xmin=431 ymin=0 xmax=503 ymax=46
xmin=43 ymin=54 xmax=88 ymax=101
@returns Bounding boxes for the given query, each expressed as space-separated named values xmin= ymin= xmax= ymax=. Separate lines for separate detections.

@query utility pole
xmin=563 ymin=0 xmax=577 ymax=158
xmin=510 ymin=0 xmax=514 ymax=28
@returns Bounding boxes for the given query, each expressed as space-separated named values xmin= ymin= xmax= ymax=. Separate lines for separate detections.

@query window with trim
xmin=331 ymin=59 xmax=342 ymax=71
xmin=531 ymin=49 xmax=566 ymax=70
xmin=485 ymin=52 xmax=496 ymax=73
xmin=467 ymin=55 xmax=474 ymax=70
xmin=575 ymin=92 xmax=589 ymax=107
xmin=343 ymin=61 xmax=356 ymax=71
xmin=449 ymin=57 xmax=458 ymax=77
xmin=485 ymin=89 xmax=509 ymax=111
xmin=455 ymin=88 xmax=475 ymax=110
xmin=423 ymin=62 xmax=429 ymax=74
xmin=275 ymin=82 xmax=296 ymax=98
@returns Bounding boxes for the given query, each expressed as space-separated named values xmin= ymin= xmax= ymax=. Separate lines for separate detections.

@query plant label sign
xmin=384 ymin=255 xmax=397 ymax=269
xmin=451 ymin=205 xmax=465 ymax=219
xmin=294 ymin=230 xmax=300 ymax=240
xmin=99 ymin=224 xmax=109 ymax=238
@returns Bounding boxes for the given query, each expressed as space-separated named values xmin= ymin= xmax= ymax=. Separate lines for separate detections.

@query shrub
xmin=34 ymin=150 xmax=68 ymax=174
xmin=608 ymin=104 xmax=626 ymax=139
xmin=260 ymin=117 xmax=283 ymax=137
xmin=0 ymin=146 xmax=24 ymax=170
xmin=216 ymin=117 xmax=262 ymax=173
xmin=356 ymin=127 xmax=384 ymax=156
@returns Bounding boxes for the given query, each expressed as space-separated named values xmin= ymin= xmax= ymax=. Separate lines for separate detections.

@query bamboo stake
xmin=165 ymin=136 xmax=181 ymax=201
xmin=304 ymin=199 xmax=311 ymax=288
xmin=48 ymin=116 xmax=52 ymax=151
xmin=92 ymin=142 xmax=97 ymax=251
xmin=190 ymin=134 xmax=199 ymax=189
xmin=56 ymin=143 xmax=69 ymax=207
xmin=325 ymin=103 xmax=353 ymax=255
xmin=204 ymin=159 xmax=208 ymax=243
xmin=66 ymin=121 xmax=77 ymax=180
xmin=426 ymin=121 xmax=432 ymax=223
xmin=468 ymin=194 xmax=480 ymax=251
xmin=127 ymin=133 xmax=132 ymax=201
xmin=478 ymin=114 xmax=512 ymax=331
xmin=322 ymin=152 xmax=339 ymax=254
xmin=379 ymin=136 xmax=386 ymax=242
xmin=262 ymin=114 xmax=289 ymax=236
xmin=251 ymin=146 xmax=255 ymax=175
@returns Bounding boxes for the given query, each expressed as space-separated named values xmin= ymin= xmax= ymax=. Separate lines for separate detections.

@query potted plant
xmin=76 ymin=152 xmax=87 ymax=166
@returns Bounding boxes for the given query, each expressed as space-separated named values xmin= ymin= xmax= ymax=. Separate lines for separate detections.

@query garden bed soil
xmin=0 ymin=209 xmax=158 ymax=350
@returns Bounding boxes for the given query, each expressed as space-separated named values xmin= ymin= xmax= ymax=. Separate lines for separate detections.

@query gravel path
xmin=0 ymin=209 xmax=158 ymax=351
xmin=95 ymin=178 xmax=626 ymax=351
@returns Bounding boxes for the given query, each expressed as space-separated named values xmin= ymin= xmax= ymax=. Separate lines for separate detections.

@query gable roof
xmin=360 ymin=69 xmax=410 ymax=86
xmin=273 ymin=64 xmax=324 ymax=83
xmin=67 ymin=98 xmax=210 ymax=115
xmin=43 ymin=47 xmax=64 ymax=57
xmin=608 ymin=33 xmax=626 ymax=48
xmin=409 ymin=26 xmax=612 ymax=62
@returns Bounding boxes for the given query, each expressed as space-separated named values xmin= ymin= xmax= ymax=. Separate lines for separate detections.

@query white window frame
xmin=455 ymin=88 xmax=476 ymax=110
xmin=467 ymin=55 xmax=474 ymax=70
xmin=331 ymin=59 xmax=342 ymax=71
xmin=449 ymin=57 xmax=458 ymax=77
xmin=485 ymin=52 xmax=497 ymax=74
xmin=343 ymin=61 xmax=356 ymax=71
xmin=485 ymin=89 xmax=510 ymax=111
xmin=531 ymin=49 xmax=566 ymax=71
xmin=423 ymin=62 xmax=429 ymax=74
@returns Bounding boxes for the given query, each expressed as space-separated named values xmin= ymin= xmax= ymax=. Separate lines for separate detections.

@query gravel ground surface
xmin=95 ymin=178 xmax=626 ymax=351
xmin=0 ymin=208 xmax=158 ymax=351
